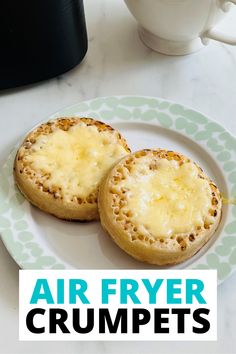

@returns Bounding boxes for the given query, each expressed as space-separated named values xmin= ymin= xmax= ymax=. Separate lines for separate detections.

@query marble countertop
xmin=1 ymin=0 xmax=236 ymax=353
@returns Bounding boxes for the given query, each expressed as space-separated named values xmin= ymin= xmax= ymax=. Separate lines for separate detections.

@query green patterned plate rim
xmin=0 ymin=96 xmax=236 ymax=283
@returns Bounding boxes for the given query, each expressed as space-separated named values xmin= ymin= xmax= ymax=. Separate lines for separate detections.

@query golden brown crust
xmin=14 ymin=117 xmax=131 ymax=221
xmin=98 ymin=149 xmax=222 ymax=265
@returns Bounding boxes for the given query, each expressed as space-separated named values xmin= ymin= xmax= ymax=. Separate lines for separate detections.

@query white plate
xmin=1 ymin=96 xmax=236 ymax=283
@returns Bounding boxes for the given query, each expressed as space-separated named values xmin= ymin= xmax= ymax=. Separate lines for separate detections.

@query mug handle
xmin=202 ymin=0 xmax=236 ymax=45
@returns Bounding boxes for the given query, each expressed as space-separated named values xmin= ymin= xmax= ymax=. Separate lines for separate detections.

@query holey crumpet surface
xmin=98 ymin=149 xmax=222 ymax=265
xmin=14 ymin=117 xmax=130 ymax=221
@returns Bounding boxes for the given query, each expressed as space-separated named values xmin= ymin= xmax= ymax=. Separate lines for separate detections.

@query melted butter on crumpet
xmin=24 ymin=123 xmax=127 ymax=201
xmin=118 ymin=156 xmax=215 ymax=237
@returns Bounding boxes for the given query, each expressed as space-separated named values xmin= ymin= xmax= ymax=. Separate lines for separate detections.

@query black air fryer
xmin=0 ymin=0 xmax=87 ymax=90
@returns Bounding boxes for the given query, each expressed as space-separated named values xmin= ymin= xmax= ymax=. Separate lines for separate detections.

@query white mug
xmin=124 ymin=0 xmax=236 ymax=55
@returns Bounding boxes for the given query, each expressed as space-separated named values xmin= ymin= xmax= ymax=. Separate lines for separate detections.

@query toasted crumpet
xmin=14 ymin=117 xmax=130 ymax=220
xmin=98 ymin=149 xmax=222 ymax=265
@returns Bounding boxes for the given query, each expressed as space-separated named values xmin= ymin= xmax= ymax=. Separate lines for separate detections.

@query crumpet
xmin=14 ymin=117 xmax=130 ymax=220
xmin=98 ymin=149 xmax=222 ymax=265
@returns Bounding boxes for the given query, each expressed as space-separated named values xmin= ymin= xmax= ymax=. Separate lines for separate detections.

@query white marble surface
xmin=1 ymin=0 xmax=236 ymax=353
